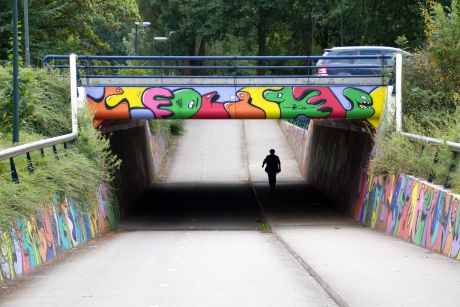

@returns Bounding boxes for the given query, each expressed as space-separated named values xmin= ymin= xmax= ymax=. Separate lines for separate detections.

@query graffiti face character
xmin=161 ymin=89 xmax=202 ymax=119
xmin=344 ymin=88 xmax=375 ymax=119
xmin=263 ymin=88 xmax=328 ymax=118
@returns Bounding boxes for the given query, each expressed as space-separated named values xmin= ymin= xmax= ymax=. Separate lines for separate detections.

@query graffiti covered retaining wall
xmin=146 ymin=123 xmax=169 ymax=178
xmin=107 ymin=122 xmax=170 ymax=213
xmin=353 ymin=173 xmax=460 ymax=259
xmin=0 ymin=183 xmax=119 ymax=284
xmin=279 ymin=121 xmax=312 ymax=178
xmin=86 ymin=86 xmax=388 ymax=127
xmin=281 ymin=121 xmax=460 ymax=260
xmin=282 ymin=119 xmax=373 ymax=210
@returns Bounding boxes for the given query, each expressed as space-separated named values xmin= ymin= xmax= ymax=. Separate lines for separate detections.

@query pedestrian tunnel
xmin=44 ymin=54 xmax=395 ymax=221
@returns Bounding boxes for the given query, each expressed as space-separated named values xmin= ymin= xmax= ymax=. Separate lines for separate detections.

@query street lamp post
xmin=23 ymin=0 xmax=30 ymax=66
xmin=134 ymin=21 xmax=151 ymax=55
xmin=169 ymin=31 xmax=176 ymax=56
xmin=12 ymin=0 xmax=20 ymax=143
xmin=153 ymin=36 xmax=167 ymax=75
xmin=340 ymin=0 xmax=344 ymax=46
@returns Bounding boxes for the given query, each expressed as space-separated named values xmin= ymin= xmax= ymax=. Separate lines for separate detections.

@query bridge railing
xmin=0 ymin=54 xmax=79 ymax=182
xmin=43 ymin=55 xmax=394 ymax=86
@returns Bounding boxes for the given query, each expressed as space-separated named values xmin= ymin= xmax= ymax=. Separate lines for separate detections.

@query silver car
xmin=316 ymin=46 xmax=410 ymax=76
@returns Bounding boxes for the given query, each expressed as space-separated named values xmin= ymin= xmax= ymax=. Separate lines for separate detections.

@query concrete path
xmin=244 ymin=120 xmax=304 ymax=183
xmin=3 ymin=119 xmax=460 ymax=307
xmin=246 ymin=120 xmax=460 ymax=306
xmin=254 ymin=182 xmax=460 ymax=307
xmin=162 ymin=120 xmax=248 ymax=183
xmin=0 ymin=120 xmax=335 ymax=307
xmin=0 ymin=230 xmax=335 ymax=307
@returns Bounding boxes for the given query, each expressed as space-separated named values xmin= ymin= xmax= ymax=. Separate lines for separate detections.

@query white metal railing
xmin=395 ymin=53 xmax=460 ymax=152
xmin=0 ymin=54 xmax=79 ymax=161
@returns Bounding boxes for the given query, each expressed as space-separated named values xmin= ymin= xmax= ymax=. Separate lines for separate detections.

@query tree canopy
xmin=0 ymin=0 xmax=456 ymax=62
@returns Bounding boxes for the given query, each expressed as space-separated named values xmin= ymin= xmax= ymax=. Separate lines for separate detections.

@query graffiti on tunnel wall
xmin=353 ymin=173 xmax=460 ymax=260
xmin=86 ymin=86 xmax=388 ymax=127
xmin=281 ymin=122 xmax=460 ymax=260
xmin=0 ymin=183 xmax=119 ymax=283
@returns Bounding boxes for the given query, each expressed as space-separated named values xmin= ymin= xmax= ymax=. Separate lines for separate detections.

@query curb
xmin=251 ymin=183 xmax=349 ymax=307
xmin=271 ymin=228 xmax=349 ymax=307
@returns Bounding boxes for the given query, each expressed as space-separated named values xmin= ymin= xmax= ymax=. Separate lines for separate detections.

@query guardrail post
xmin=10 ymin=158 xmax=19 ymax=183
xmin=26 ymin=152 xmax=34 ymax=174
xmin=52 ymin=145 xmax=59 ymax=160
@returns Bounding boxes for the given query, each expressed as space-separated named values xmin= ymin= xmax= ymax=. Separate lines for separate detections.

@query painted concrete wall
xmin=281 ymin=120 xmax=373 ymax=212
xmin=86 ymin=86 xmax=387 ymax=127
xmin=107 ymin=121 xmax=169 ymax=213
xmin=281 ymin=120 xmax=460 ymax=260
xmin=352 ymin=173 xmax=460 ymax=260
xmin=279 ymin=120 xmax=312 ymax=178
xmin=0 ymin=183 xmax=119 ymax=284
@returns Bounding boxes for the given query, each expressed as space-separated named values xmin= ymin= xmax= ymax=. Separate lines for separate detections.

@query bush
xmin=370 ymin=1 xmax=460 ymax=193
xmin=148 ymin=119 xmax=185 ymax=137
xmin=0 ymin=66 xmax=120 ymax=230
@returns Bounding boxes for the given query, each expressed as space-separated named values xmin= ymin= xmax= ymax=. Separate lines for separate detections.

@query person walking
xmin=262 ymin=149 xmax=281 ymax=190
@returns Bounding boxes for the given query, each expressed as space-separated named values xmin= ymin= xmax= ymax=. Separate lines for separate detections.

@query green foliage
xmin=0 ymin=66 xmax=120 ymax=230
xmin=0 ymin=107 xmax=120 ymax=230
xmin=423 ymin=0 xmax=460 ymax=90
xmin=371 ymin=121 xmax=459 ymax=192
xmin=148 ymin=120 xmax=185 ymax=137
xmin=0 ymin=65 xmax=72 ymax=139
xmin=0 ymin=66 xmax=34 ymax=135
xmin=0 ymin=0 xmax=140 ymax=64
xmin=370 ymin=0 xmax=460 ymax=193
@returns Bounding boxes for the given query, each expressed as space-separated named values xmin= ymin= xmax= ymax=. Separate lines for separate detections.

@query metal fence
xmin=43 ymin=54 xmax=394 ymax=83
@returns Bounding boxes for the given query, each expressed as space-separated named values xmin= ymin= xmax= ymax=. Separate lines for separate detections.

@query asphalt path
xmin=0 ymin=120 xmax=336 ymax=307
xmin=4 ymin=120 xmax=459 ymax=307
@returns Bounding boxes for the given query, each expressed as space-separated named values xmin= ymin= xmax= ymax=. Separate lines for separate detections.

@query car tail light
xmin=317 ymin=63 xmax=328 ymax=75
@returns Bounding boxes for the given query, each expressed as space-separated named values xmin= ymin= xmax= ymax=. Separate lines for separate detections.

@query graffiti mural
xmin=0 ymin=183 xmax=119 ymax=284
xmin=279 ymin=121 xmax=312 ymax=178
xmin=353 ymin=173 xmax=460 ymax=260
xmin=281 ymin=122 xmax=460 ymax=260
xmin=86 ymin=86 xmax=388 ymax=127
xmin=146 ymin=122 xmax=169 ymax=178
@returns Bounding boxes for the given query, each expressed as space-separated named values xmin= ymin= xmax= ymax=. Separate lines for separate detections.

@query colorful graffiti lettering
xmin=86 ymin=86 xmax=388 ymax=127
xmin=0 ymin=183 xmax=119 ymax=284
xmin=353 ymin=172 xmax=460 ymax=260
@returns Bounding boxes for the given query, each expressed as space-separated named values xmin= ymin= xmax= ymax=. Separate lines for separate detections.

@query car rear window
xmin=320 ymin=50 xmax=356 ymax=64
xmin=356 ymin=50 xmax=382 ymax=64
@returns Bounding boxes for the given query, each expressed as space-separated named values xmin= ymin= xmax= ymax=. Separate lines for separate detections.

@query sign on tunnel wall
xmin=86 ymin=86 xmax=388 ymax=127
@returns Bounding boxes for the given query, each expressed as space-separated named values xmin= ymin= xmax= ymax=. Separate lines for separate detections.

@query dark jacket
xmin=263 ymin=154 xmax=281 ymax=173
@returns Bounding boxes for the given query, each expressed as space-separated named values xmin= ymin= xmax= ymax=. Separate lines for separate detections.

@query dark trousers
xmin=267 ymin=172 xmax=277 ymax=189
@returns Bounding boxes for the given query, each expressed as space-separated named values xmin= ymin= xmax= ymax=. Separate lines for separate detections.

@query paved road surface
xmin=2 ymin=120 xmax=460 ymax=307
xmin=0 ymin=120 xmax=336 ymax=307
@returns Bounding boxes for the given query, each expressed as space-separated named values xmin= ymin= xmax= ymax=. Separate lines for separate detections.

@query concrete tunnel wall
xmin=280 ymin=120 xmax=373 ymax=213
xmin=104 ymin=121 xmax=169 ymax=214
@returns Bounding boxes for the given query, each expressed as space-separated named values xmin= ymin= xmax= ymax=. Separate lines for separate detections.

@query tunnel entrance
xmin=105 ymin=119 xmax=355 ymax=231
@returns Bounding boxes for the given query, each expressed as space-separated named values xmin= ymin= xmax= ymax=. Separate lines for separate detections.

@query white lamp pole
xmin=134 ymin=21 xmax=151 ymax=55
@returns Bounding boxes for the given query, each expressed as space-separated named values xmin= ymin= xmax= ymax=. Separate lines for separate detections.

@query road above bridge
xmin=1 ymin=120 xmax=460 ymax=307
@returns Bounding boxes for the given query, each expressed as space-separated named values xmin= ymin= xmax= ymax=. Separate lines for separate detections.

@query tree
xmin=0 ymin=0 xmax=140 ymax=64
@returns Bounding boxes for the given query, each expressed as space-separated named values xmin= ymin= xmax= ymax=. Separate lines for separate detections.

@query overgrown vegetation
xmin=370 ymin=0 xmax=460 ymax=192
xmin=0 ymin=68 xmax=120 ymax=230
xmin=148 ymin=120 xmax=185 ymax=138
